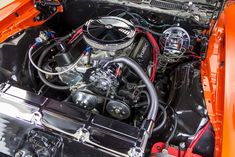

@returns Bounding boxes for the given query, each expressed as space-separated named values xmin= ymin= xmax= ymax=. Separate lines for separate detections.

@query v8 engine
xmin=0 ymin=4 xmax=216 ymax=156
xmin=31 ymin=16 xmax=162 ymax=123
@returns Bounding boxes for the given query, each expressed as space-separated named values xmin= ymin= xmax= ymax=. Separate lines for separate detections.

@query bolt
xmin=180 ymin=142 xmax=186 ymax=149
xmin=162 ymin=149 xmax=168 ymax=154
xmin=52 ymin=7 xmax=57 ymax=12
xmin=80 ymin=135 xmax=85 ymax=142
xmin=35 ymin=16 xmax=41 ymax=21
xmin=15 ymin=151 xmax=23 ymax=157
xmin=157 ymin=146 xmax=162 ymax=150
xmin=115 ymin=108 xmax=120 ymax=114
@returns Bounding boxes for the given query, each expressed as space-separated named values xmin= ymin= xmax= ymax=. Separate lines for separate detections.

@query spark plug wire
xmin=184 ymin=121 xmax=212 ymax=156
xmin=146 ymin=32 xmax=160 ymax=82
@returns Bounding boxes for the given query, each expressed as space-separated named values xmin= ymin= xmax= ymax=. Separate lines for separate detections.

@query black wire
xmin=23 ymin=44 xmax=43 ymax=71
xmin=107 ymin=9 xmax=138 ymax=21
xmin=108 ymin=9 xmax=168 ymax=36
xmin=27 ymin=39 xmax=65 ymax=90
xmin=153 ymin=104 xmax=167 ymax=132
xmin=36 ymin=33 xmax=83 ymax=90
xmin=139 ymin=90 xmax=151 ymax=116
xmin=37 ymin=77 xmax=60 ymax=95
xmin=165 ymin=106 xmax=177 ymax=149
xmin=37 ymin=36 xmax=71 ymax=90
xmin=37 ymin=84 xmax=47 ymax=95
xmin=135 ymin=25 xmax=162 ymax=36
xmin=27 ymin=46 xmax=46 ymax=90
xmin=23 ymin=37 xmax=63 ymax=71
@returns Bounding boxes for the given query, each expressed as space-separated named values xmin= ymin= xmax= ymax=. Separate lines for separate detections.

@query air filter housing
xmin=83 ymin=16 xmax=136 ymax=51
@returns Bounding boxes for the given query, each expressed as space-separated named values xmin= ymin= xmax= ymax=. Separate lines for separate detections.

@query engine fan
xmin=83 ymin=16 xmax=136 ymax=51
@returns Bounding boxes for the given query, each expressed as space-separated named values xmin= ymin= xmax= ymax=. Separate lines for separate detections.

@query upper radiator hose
xmin=107 ymin=56 xmax=159 ymax=122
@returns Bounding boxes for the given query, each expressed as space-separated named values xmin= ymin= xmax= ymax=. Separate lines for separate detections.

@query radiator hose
xmin=107 ymin=56 xmax=159 ymax=121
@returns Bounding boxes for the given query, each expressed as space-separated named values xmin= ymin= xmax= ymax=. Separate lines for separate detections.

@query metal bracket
xmin=34 ymin=0 xmax=61 ymax=21
xmin=0 ymin=82 xmax=11 ymax=93
xmin=0 ymin=83 xmax=6 ymax=92
xmin=128 ymin=147 xmax=144 ymax=157
xmin=141 ymin=0 xmax=152 ymax=4
xmin=41 ymin=118 xmax=130 ymax=156
xmin=31 ymin=112 xmax=42 ymax=125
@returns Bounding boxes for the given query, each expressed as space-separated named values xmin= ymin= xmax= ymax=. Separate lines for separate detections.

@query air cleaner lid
xmin=83 ymin=16 xmax=136 ymax=51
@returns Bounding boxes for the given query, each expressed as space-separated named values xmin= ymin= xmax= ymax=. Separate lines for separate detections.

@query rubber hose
xmin=165 ymin=107 xmax=177 ymax=149
xmin=139 ymin=90 xmax=150 ymax=116
xmin=109 ymin=56 xmax=159 ymax=121
xmin=153 ymin=104 xmax=167 ymax=132
xmin=37 ymin=37 xmax=71 ymax=90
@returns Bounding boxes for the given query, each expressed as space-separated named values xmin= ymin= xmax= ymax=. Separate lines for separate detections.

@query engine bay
xmin=26 ymin=14 xmax=206 ymax=125
xmin=0 ymin=0 xmax=219 ymax=156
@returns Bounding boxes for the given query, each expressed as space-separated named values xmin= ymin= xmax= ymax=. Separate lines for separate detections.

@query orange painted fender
xmin=201 ymin=2 xmax=235 ymax=157
xmin=0 ymin=0 xmax=63 ymax=43
xmin=222 ymin=3 xmax=235 ymax=157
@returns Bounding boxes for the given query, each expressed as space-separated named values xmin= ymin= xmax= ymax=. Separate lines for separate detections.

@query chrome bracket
xmin=128 ymin=147 xmax=144 ymax=157
xmin=31 ymin=112 xmax=42 ymax=125
xmin=41 ymin=118 xmax=129 ymax=156
xmin=141 ymin=0 xmax=152 ymax=4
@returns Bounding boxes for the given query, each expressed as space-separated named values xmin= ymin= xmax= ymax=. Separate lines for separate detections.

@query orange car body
xmin=0 ymin=0 xmax=234 ymax=156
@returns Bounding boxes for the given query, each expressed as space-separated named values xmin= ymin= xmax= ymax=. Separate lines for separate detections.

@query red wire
xmin=68 ymin=28 xmax=83 ymax=44
xmin=188 ymin=121 xmax=211 ymax=149
xmin=32 ymin=43 xmax=37 ymax=48
xmin=116 ymin=67 xmax=121 ymax=77
xmin=69 ymin=29 xmax=159 ymax=82
xmin=186 ymin=51 xmax=201 ymax=59
xmin=146 ymin=32 xmax=160 ymax=82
